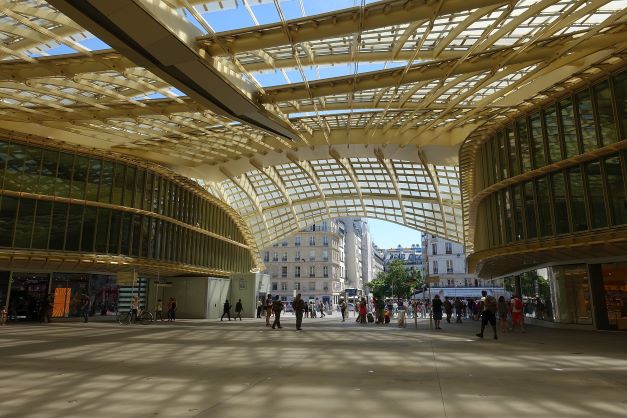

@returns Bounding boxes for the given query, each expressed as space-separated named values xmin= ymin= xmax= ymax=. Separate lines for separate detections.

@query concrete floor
xmin=1 ymin=315 xmax=626 ymax=418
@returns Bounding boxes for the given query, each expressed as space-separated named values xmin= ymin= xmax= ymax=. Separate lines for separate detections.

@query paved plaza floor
xmin=1 ymin=314 xmax=626 ymax=418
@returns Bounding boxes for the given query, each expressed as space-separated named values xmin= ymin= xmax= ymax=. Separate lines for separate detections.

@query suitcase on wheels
xmin=367 ymin=313 xmax=374 ymax=323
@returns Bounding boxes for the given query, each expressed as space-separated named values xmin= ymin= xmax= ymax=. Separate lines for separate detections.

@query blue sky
xmin=367 ymin=219 xmax=421 ymax=249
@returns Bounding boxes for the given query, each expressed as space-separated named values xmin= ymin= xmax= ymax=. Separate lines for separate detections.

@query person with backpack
xmin=497 ymin=296 xmax=509 ymax=332
xmin=511 ymin=294 xmax=525 ymax=333
xmin=339 ymin=298 xmax=347 ymax=322
xmin=432 ymin=294 xmax=443 ymax=330
xmin=476 ymin=290 xmax=498 ymax=340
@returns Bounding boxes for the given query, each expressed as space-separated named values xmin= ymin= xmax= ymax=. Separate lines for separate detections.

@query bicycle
xmin=118 ymin=309 xmax=153 ymax=325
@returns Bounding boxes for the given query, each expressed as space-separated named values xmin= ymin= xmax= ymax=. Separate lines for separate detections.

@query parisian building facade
xmin=262 ymin=218 xmax=378 ymax=305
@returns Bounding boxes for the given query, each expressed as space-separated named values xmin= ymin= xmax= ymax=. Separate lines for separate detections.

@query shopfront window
xmin=519 ymin=269 xmax=553 ymax=322
xmin=549 ymin=265 xmax=592 ymax=325
xmin=601 ymin=262 xmax=627 ymax=330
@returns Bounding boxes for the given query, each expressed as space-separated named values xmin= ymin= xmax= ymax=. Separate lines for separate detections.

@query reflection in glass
xmin=601 ymin=262 xmax=627 ymax=330
xmin=507 ymin=127 xmax=519 ymax=176
xmin=585 ymin=161 xmax=607 ymax=229
xmin=517 ymin=119 xmax=532 ymax=173
xmin=604 ymin=155 xmax=627 ymax=226
xmin=576 ymin=90 xmax=597 ymax=153
xmin=550 ymin=265 xmax=592 ymax=325
xmin=594 ymin=80 xmax=618 ymax=146
xmin=614 ymin=71 xmax=626 ymax=137
xmin=0 ymin=195 xmax=18 ymax=247
xmin=568 ymin=166 xmax=588 ymax=232
xmin=560 ymin=99 xmax=579 ymax=158
xmin=530 ymin=113 xmax=545 ymax=169
xmin=32 ymin=200 xmax=52 ymax=249
xmin=512 ymin=184 xmax=524 ymax=240
xmin=14 ymin=198 xmax=35 ymax=248
xmin=551 ymin=171 xmax=569 ymax=234
xmin=533 ymin=177 xmax=551 ymax=237
xmin=523 ymin=181 xmax=537 ymax=239
xmin=544 ymin=106 xmax=562 ymax=163
xmin=49 ymin=202 xmax=68 ymax=250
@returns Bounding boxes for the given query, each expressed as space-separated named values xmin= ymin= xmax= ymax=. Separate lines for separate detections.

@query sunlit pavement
xmin=1 ymin=315 xmax=627 ymax=418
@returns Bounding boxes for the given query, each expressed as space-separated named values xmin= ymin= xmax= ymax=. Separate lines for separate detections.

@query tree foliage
xmin=366 ymin=259 xmax=423 ymax=299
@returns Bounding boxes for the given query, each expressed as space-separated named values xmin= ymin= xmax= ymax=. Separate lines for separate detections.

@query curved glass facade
xmin=473 ymin=69 xmax=627 ymax=252
xmin=0 ymin=136 xmax=256 ymax=274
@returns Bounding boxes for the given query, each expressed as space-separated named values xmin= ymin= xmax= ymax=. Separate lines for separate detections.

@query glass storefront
xmin=601 ymin=262 xmax=627 ymax=330
xmin=549 ymin=265 xmax=592 ymax=325
xmin=503 ymin=264 xmax=593 ymax=326
xmin=1 ymin=271 xmax=147 ymax=321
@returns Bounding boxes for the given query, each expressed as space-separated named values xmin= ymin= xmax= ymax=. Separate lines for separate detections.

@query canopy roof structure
xmin=0 ymin=0 xmax=625 ymax=249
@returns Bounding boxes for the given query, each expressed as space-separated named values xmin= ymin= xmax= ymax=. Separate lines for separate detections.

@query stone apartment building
xmin=421 ymin=234 xmax=484 ymax=287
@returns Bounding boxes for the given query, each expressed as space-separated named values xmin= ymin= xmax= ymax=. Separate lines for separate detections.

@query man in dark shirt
xmin=234 ymin=299 xmax=243 ymax=320
xmin=293 ymin=294 xmax=305 ymax=330
xmin=221 ymin=299 xmax=231 ymax=321
xmin=271 ymin=297 xmax=284 ymax=329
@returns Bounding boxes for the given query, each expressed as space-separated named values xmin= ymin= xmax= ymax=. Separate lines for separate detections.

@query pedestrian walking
xmin=81 ymin=292 xmax=91 ymax=323
xmin=271 ymin=296 xmax=284 ymax=329
xmin=235 ymin=299 xmax=243 ymax=320
xmin=498 ymin=296 xmax=509 ymax=333
xmin=375 ymin=297 xmax=385 ymax=324
xmin=304 ymin=301 xmax=309 ymax=318
xmin=432 ymin=295 xmax=443 ymax=329
xmin=293 ymin=293 xmax=305 ymax=330
xmin=318 ymin=300 xmax=326 ymax=318
xmin=221 ymin=299 xmax=231 ymax=321
xmin=397 ymin=300 xmax=406 ymax=328
xmin=130 ymin=295 xmax=140 ymax=324
xmin=358 ymin=298 xmax=367 ymax=324
xmin=1 ymin=305 xmax=7 ymax=325
xmin=511 ymin=294 xmax=525 ymax=333
xmin=256 ymin=298 xmax=263 ymax=318
xmin=476 ymin=290 xmax=498 ymax=340
xmin=454 ymin=297 xmax=463 ymax=323
xmin=168 ymin=297 xmax=177 ymax=321
xmin=444 ymin=297 xmax=453 ymax=324
xmin=265 ymin=294 xmax=273 ymax=327
xmin=155 ymin=298 xmax=164 ymax=321
xmin=339 ymin=298 xmax=347 ymax=322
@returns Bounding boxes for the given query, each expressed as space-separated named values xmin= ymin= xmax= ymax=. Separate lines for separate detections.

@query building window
xmin=446 ymin=259 xmax=453 ymax=273
xmin=321 ymin=221 xmax=328 ymax=231
xmin=445 ymin=242 xmax=452 ymax=254
xmin=309 ymin=266 xmax=315 ymax=277
xmin=272 ymin=252 xmax=278 ymax=262
xmin=282 ymin=252 xmax=288 ymax=261
xmin=432 ymin=261 xmax=438 ymax=274
xmin=281 ymin=240 xmax=288 ymax=247
xmin=281 ymin=282 xmax=288 ymax=291
xmin=323 ymin=282 xmax=329 ymax=291
xmin=322 ymin=250 xmax=329 ymax=261
xmin=323 ymin=236 xmax=329 ymax=246
xmin=295 ymin=266 xmax=301 ymax=278
xmin=432 ymin=243 xmax=437 ymax=255
xmin=309 ymin=281 xmax=315 ymax=291
xmin=295 ymin=236 xmax=301 ymax=246
xmin=294 ymin=282 xmax=301 ymax=290
xmin=295 ymin=249 xmax=301 ymax=261
xmin=309 ymin=250 xmax=315 ymax=261
xmin=281 ymin=266 xmax=287 ymax=278
xmin=264 ymin=251 xmax=269 ymax=262
xmin=272 ymin=282 xmax=278 ymax=291
xmin=309 ymin=236 xmax=316 ymax=246
xmin=323 ymin=266 xmax=329 ymax=278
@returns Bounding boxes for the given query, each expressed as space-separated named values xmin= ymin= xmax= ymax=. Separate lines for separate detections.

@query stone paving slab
xmin=0 ymin=314 xmax=626 ymax=418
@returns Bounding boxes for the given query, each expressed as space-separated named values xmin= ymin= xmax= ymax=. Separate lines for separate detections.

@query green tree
xmin=366 ymin=271 xmax=390 ymax=298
